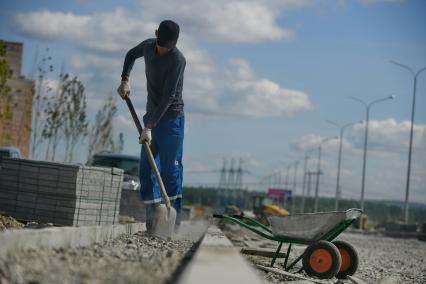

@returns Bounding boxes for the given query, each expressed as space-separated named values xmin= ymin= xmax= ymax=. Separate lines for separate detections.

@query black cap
xmin=157 ymin=20 xmax=180 ymax=49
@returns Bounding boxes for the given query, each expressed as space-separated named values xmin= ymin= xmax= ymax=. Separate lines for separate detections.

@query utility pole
xmin=307 ymin=171 xmax=316 ymax=212
xmin=314 ymin=137 xmax=336 ymax=213
xmin=235 ymin=158 xmax=243 ymax=189
xmin=301 ymin=154 xmax=309 ymax=213
xmin=276 ymin=171 xmax=281 ymax=188
xmin=218 ymin=157 xmax=227 ymax=188
xmin=306 ymin=172 xmax=312 ymax=211
xmin=291 ymin=160 xmax=299 ymax=214
xmin=349 ymin=95 xmax=394 ymax=213
xmin=277 ymin=170 xmax=282 ymax=188
xmin=285 ymin=165 xmax=291 ymax=189
xmin=328 ymin=120 xmax=360 ymax=211
xmin=391 ymin=61 xmax=426 ymax=224
xmin=335 ymin=129 xmax=344 ymax=211
xmin=307 ymin=171 xmax=313 ymax=197
xmin=314 ymin=144 xmax=323 ymax=213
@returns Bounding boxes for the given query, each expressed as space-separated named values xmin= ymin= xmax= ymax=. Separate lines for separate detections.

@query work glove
xmin=139 ymin=127 xmax=152 ymax=145
xmin=117 ymin=80 xmax=130 ymax=99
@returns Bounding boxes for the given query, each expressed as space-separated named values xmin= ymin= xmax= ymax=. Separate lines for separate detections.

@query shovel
xmin=124 ymin=97 xmax=176 ymax=239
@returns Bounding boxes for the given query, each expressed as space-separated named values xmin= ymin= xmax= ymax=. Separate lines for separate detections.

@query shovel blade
xmin=153 ymin=204 xmax=176 ymax=239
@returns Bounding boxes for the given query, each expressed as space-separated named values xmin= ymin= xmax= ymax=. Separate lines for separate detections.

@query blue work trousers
xmin=140 ymin=115 xmax=184 ymax=225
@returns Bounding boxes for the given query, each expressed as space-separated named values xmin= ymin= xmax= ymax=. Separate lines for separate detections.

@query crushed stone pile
xmin=0 ymin=215 xmax=24 ymax=231
xmin=0 ymin=231 xmax=195 ymax=284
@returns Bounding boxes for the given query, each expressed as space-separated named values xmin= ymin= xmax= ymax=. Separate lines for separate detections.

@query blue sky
xmin=1 ymin=0 xmax=425 ymax=204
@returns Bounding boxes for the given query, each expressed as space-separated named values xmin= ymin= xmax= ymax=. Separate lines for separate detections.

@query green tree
xmin=42 ymin=73 xmax=68 ymax=161
xmin=115 ymin=132 xmax=124 ymax=153
xmin=63 ymin=76 xmax=88 ymax=163
xmin=31 ymin=48 xmax=53 ymax=158
xmin=87 ymin=94 xmax=124 ymax=161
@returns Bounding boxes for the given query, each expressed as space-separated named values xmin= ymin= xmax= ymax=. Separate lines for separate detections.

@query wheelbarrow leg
xmin=286 ymin=252 xmax=304 ymax=272
xmin=270 ymin=242 xmax=283 ymax=267
xmin=283 ymin=243 xmax=292 ymax=270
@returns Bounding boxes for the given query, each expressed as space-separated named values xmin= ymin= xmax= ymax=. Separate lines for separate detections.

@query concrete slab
xmin=178 ymin=225 xmax=263 ymax=284
xmin=0 ymin=158 xmax=123 ymax=226
xmin=0 ymin=222 xmax=145 ymax=257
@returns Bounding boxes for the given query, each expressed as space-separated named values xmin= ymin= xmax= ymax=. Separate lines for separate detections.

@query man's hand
xmin=139 ymin=127 xmax=152 ymax=145
xmin=117 ymin=80 xmax=130 ymax=99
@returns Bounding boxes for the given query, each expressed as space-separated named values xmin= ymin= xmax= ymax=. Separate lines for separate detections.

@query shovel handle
xmin=124 ymin=97 xmax=172 ymax=209
xmin=125 ymin=97 xmax=143 ymax=134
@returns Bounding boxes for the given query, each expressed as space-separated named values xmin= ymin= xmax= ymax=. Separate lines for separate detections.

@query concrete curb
xmin=0 ymin=222 xmax=145 ymax=257
xmin=178 ymin=225 xmax=263 ymax=284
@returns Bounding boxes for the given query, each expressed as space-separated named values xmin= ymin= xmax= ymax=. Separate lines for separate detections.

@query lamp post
xmin=285 ymin=165 xmax=291 ymax=188
xmin=314 ymin=136 xmax=337 ymax=213
xmin=291 ymin=160 xmax=299 ymax=214
xmin=301 ymin=149 xmax=315 ymax=213
xmin=327 ymin=120 xmax=361 ymax=211
xmin=391 ymin=61 xmax=426 ymax=224
xmin=301 ymin=154 xmax=309 ymax=213
xmin=349 ymin=95 xmax=395 ymax=213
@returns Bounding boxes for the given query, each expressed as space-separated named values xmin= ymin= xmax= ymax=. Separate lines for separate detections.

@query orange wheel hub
xmin=339 ymin=248 xmax=351 ymax=272
xmin=309 ymin=248 xmax=333 ymax=273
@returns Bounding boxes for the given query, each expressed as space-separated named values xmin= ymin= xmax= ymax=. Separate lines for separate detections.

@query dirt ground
xmin=221 ymin=223 xmax=426 ymax=284
xmin=0 ymin=220 xmax=209 ymax=284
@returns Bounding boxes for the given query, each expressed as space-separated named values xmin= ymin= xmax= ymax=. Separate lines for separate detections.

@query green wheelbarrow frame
xmin=214 ymin=208 xmax=362 ymax=273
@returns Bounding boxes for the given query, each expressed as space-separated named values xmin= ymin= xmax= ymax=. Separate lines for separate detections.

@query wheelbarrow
xmin=213 ymin=208 xmax=362 ymax=280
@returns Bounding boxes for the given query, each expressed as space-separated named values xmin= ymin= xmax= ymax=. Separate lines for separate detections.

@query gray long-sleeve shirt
xmin=121 ymin=38 xmax=185 ymax=127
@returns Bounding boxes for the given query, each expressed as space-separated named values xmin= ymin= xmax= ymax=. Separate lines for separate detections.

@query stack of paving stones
xmin=0 ymin=158 xmax=123 ymax=226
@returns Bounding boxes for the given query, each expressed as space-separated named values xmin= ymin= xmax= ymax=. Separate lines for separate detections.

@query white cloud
xmin=12 ymin=5 xmax=313 ymax=119
xmin=13 ymin=9 xmax=154 ymax=54
xmin=292 ymin=119 xmax=426 ymax=203
xmin=229 ymin=60 xmax=313 ymax=117
xmin=12 ymin=0 xmax=311 ymax=52
xmin=220 ymin=58 xmax=313 ymax=117
xmin=351 ymin=118 xmax=426 ymax=153
xmin=292 ymin=133 xmax=341 ymax=152
xmin=294 ymin=119 xmax=426 ymax=155
xmin=137 ymin=0 xmax=311 ymax=43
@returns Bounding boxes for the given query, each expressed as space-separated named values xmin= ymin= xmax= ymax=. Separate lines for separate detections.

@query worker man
xmin=117 ymin=20 xmax=186 ymax=233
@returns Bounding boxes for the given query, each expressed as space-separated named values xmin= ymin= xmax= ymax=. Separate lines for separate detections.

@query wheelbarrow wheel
xmin=332 ymin=240 xmax=359 ymax=279
xmin=302 ymin=240 xmax=341 ymax=279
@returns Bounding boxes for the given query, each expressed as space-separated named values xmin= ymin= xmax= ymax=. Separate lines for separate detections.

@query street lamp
xmin=314 ymin=136 xmax=338 ymax=213
xmin=349 ymin=95 xmax=395 ymax=213
xmin=285 ymin=165 xmax=291 ymax=188
xmin=291 ymin=160 xmax=299 ymax=214
xmin=327 ymin=120 xmax=361 ymax=211
xmin=301 ymin=149 xmax=316 ymax=213
xmin=301 ymin=154 xmax=309 ymax=213
xmin=391 ymin=60 xmax=426 ymax=224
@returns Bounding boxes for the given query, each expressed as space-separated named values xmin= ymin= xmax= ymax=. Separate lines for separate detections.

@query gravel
xmin=221 ymin=223 xmax=426 ymax=284
xmin=338 ymin=232 xmax=426 ymax=283
xmin=0 ymin=215 xmax=24 ymax=231
xmin=0 ymin=230 xmax=198 ymax=284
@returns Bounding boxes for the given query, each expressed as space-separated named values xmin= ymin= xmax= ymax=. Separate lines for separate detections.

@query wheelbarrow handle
xmin=213 ymin=214 xmax=243 ymax=219
xmin=231 ymin=214 xmax=244 ymax=219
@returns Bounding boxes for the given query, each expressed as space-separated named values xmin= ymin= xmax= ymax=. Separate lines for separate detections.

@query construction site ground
xmin=221 ymin=222 xmax=426 ymax=284
xmin=0 ymin=221 xmax=208 ymax=284
xmin=1 ymin=214 xmax=425 ymax=284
